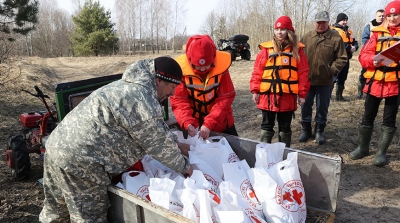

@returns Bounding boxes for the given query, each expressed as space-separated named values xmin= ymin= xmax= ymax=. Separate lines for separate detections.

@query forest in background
xmin=0 ymin=0 xmax=394 ymax=60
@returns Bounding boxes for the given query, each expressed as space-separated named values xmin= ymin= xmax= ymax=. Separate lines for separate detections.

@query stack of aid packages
xmin=116 ymin=130 xmax=306 ymax=223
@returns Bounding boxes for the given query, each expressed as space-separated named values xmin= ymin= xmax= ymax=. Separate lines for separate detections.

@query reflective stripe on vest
xmin=175 ymin=51 xmax=231 ymax=120
xmin=364 ymin=27 xmax=400 ymax=82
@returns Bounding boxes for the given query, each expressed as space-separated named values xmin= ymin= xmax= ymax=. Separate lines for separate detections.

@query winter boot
xmin=335 ymin=85 xmax=348 ymax=101
xmin=349 ymin=124 xmax=374 ymax=160
xmin=315 ymin=123 xmax=326 ymax=145
xmin=356 ymin=79 xmax=366 ymax=99
xmin=279 ymin=132 xmax=292 ymax=148
xmin=299 ymin=122 xmax=312 ymax=142
xmin=260 ymin=130 xmax=274 ymax=143
xmin=374 ymin=125 xmax=397 ymax=167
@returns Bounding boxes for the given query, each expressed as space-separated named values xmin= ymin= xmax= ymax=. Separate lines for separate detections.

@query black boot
xmin=349 ymin=124 xmax=373 ymax=160
xmin=315 ymin=123 xmax=326 ymax=145
xmin=299 ymin=122 xmax=312 ymax=142
xmin=260 ymin=130 xmax=274 ymax=143
xmin=279 ymin=131 xmax=292 ymax=148
xmin=336 ymin=85 xmax=348 ymax=101
xmin=374 ymin=125 xmax=397 ymax=167
xmin=356 ymin=79 xmax=366 ymax=99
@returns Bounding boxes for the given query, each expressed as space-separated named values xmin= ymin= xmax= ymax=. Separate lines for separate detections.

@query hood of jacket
xmin=122 ymin=58 xmax=157 ymax=91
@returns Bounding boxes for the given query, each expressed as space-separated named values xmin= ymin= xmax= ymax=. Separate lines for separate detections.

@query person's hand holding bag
xmin=199 ymin=125 xmax=210 ymax=139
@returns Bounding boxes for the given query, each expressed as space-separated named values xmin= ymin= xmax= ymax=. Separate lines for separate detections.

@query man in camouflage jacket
xmin=39 ymin=57 xmax=192 ymax=222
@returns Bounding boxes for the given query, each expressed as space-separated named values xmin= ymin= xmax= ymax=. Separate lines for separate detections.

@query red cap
xmin=385 ymin=0 xmax=400 ymax=16
xmin=274 ymin=16 xmax=294 ymax=32
xmin=186 ymin=35 xmax=216 ymax=66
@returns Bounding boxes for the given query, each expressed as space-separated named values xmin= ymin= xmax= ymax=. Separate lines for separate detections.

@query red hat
xmin=186 ymin=35 xmax=216 ymax=66
xmin=385 ymin=0 xmax=400 ymax=16
xmin=274 ymin=16 xmax=294 ymax=32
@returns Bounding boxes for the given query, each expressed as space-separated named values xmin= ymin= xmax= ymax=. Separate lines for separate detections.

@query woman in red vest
xmin=350 ymin=0 xmax=400 ymax=167
xmin=250 ymin=16 xmax=310 ymax=147
xmin=171 ymin=35 xmax=237 ymax=139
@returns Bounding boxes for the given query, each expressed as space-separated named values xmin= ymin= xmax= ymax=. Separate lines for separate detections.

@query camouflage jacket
xmin=45 ymin=59 xmax=189 ymax=179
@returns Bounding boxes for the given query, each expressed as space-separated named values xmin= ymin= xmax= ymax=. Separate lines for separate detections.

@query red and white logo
xmin=282 ymin=58 xmax=289 ymax=64
xmin=204 ymin=174 xmax=219 ymax=192
xmin=390 ymin=8 xmax=396 ymax=13
xmin=228 ymin=152 xmax=240 ymax=163
xmin=136 ymin=185 xmax=150 ymax=201
xmin=276 ymin=180 xmax=305 ymax=211
xmin=244 ymin=208 xmax=266 ymax=223
xmin=276 ymin=22 xmax=282 ymax=28
xmin=199 ymin=59 xmax=206 ymax=65
xmin=240 ymin=179 xmax=262 ymax=211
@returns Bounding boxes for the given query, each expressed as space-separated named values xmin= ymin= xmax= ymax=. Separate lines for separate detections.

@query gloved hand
xmin=187 ymin=124 xmax=197 ymax=137
xmin=298 ymin=97 xmax=305 ymax=106
xmin=199 ymin=125 xmax=210 ymax=139
xmin=350 ymin=46 xmax=356 ymax=53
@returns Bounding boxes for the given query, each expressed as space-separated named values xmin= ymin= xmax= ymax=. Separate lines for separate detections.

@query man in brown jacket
xmin=299 ymin=10 xmax=347 ymax=145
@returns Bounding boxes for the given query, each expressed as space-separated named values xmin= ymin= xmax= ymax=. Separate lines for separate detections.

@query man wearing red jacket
xmin=171 ymin=35 xmax=237 ymax=139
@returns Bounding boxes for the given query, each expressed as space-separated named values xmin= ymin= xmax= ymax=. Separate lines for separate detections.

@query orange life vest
xmin=331 ymin=26 xmax=356 ymax=46
xmin=363 ymin=27 xmax=400 ymax=82
xmin=175 ymin=51 xmax=231 ymax=120
xmin=258 ymin=41 xmax=302 ymax=95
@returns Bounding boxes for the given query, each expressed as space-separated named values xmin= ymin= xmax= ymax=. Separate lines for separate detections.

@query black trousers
xmin=361 ymin=94 xmax=399 ymax=128
xmin=261 ymin=110 xmax=293 ymax=133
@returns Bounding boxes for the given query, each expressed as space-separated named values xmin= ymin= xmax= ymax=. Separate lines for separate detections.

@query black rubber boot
xmin=374 ymin=126 xmax=397 ymax=167
xmin=279 ymin=132 xmax=292 ymax=148
xmin=336 ymin=85 xmax=348 ymax=101
xmin=260 ymin=130 xmax=274 ymax=143
xmin=299 ymin=122 xmax=312 ymax=142
xmin=349 ymin=124 xmax=373 ymax=160
xmin=315 ymin=123 xmax=326 ymax=145
xmin=356 ymin=79 xmax=366 ymax=99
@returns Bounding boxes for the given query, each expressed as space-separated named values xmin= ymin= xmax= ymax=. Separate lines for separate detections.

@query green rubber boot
xmin=279 ymin=132 xmax=292 ymax=148
xmin=374 ymin=125 xmax=397 ymax=167
xmin=349 ymin=124 xmax=373 ymax=160
xmin=260 ymin=130 xmax=274 ymax=143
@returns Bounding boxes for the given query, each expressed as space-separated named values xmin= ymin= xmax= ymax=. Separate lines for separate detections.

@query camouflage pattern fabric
xmin=39 ymin=58 xmax=189 ymax=222
xmin=39 ymin=157 xmax=109 ymax=223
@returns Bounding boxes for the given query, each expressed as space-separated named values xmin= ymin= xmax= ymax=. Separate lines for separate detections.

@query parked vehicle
xmin=218 ymin=34 xmax=251 ymax=61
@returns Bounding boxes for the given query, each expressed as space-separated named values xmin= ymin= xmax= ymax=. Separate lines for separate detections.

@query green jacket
xmin=45 ymin=59 xmax=189 ymax=181
xmin=300 ymin=28 xmax=348 ymax=86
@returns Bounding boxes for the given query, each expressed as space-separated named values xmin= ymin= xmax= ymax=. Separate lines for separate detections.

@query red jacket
xmin=250 ymin=44 xmax=310 ymax=112
xmin=359 ymin=26 xmax=400 ymax=98
xmin=170 ymin=53 xmax=236 ymax=132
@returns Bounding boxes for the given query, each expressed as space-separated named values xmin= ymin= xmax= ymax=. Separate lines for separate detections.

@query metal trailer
xmin=107 ymin=132 xmax=341 ymax=223
xmin=55 ymin=75 xmax=341 ymax=223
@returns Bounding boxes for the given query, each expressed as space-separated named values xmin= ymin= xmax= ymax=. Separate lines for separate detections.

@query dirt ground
xmin=0 ymin=54 xmax=399 ymax=222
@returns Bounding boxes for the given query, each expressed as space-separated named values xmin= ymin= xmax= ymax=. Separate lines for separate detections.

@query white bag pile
xmin=119 ymin=131 xmax=306 ymax=223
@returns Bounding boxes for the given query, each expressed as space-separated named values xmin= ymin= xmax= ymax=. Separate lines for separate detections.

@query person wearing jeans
xmin=299 ymin=10 xmax=347 ymax=145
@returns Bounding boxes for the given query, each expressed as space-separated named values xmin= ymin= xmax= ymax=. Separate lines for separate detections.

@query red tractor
xmin=6 ymin=86 xmax=58 ymax=180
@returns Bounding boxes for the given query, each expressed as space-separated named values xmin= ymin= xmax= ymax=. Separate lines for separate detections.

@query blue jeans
xmin=301 ymin=85 xmax=331 ymax=125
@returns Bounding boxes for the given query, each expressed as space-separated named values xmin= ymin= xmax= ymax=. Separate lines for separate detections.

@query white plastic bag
xmin=255 ymin=142 xmax=285 ymax=170
xmin=248 ymin=152 xmax=307 ymax=223
xmin=148 ymin=177 xmax=183 ymax=213
xmin=121 ymin=171 xmax=150 ymax=201
xmin=222 ymin=161 xmax=265 ymax=220
xmin=189 ymin=152 xmax=223 ymax=193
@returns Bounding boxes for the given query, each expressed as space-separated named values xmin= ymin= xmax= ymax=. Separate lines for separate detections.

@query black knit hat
xmin=336 ymin=13 xmax=348 ymax=23
xmin=154 ymin=56 xmax=182 ymax=84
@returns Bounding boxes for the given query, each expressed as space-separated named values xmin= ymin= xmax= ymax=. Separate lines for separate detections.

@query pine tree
xmin=71 ymin=0 xmax=118 ymax=56
xmin=0 ymin=0 xmax=39 ymax=41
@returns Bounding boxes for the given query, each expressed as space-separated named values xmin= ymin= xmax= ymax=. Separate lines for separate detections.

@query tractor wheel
xmin=227 ymin=50 xmax=236 ymax=61
xmin=8 ymin=135 xmax=31 ymax=180
xmin=241 ymin=50 xmax=251 ymax=60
